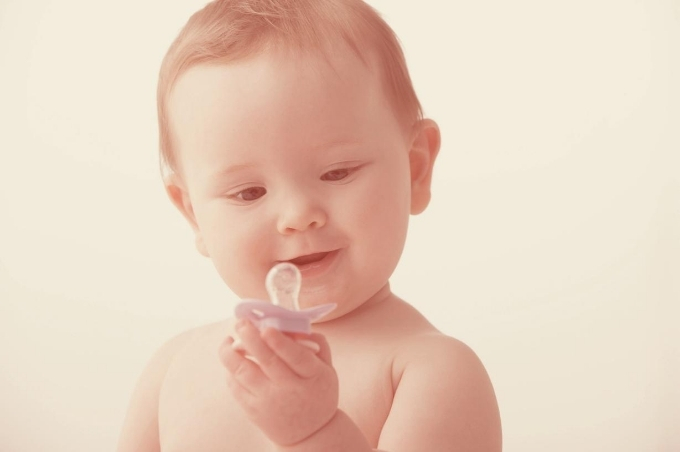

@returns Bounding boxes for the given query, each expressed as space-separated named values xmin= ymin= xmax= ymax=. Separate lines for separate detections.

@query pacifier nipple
xmin=265 ymin=262 xmax=301 ymax=311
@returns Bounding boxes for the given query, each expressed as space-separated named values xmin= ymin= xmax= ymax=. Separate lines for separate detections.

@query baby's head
xmin=159 ymin=0 xmax=440 ymax=320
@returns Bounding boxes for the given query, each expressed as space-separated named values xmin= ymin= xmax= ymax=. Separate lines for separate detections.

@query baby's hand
xmin=218 ymin=319 xmax=339 ymax=447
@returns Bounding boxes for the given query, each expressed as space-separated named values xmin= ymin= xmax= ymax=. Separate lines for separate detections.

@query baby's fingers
xmin=307 ymin=332 xmax=332 ymax=365
xmin=261 ymin=329 xmax=327 ymax=378
xmin=219 ymin=337 xmax=267 ymax=390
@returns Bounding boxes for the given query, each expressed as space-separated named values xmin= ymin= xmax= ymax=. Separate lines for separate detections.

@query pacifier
xmin=234 ymin=262 xmax=337 ymax=335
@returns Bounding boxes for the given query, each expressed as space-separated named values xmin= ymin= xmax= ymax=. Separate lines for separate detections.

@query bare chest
xmin=157 ymin=336 xmax=394 ymax=452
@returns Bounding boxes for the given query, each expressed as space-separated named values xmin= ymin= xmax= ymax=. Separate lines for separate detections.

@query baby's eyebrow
xmin=306 ymin=138 xmax=362 ymax=154
xmin=210 ymin=163 xmax=257 ymax=180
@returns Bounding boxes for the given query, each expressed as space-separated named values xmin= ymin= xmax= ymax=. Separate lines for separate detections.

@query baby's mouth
xmin=287 ymin=252 xmax=330 ymax=266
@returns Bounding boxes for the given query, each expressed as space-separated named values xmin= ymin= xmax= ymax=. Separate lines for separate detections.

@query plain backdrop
xmin=1 ymin=0 xmax=678 ymax=451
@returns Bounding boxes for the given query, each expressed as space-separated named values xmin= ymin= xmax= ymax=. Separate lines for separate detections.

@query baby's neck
xmin=312 ymin=283 xmax=399 ymax=333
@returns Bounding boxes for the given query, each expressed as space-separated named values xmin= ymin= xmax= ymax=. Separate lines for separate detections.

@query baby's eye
xmin=321 ymin=167 xmax=358 ymax=182
xmin=232 ymin=186 xmax=266 ymax=202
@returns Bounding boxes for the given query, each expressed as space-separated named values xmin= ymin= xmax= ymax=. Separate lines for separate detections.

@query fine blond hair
xmin=157 ymin=0 xmax=423 ymax=174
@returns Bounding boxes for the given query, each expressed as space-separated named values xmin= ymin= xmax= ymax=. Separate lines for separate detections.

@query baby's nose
xmin=276 ymin=193 xmax=327 ymax=234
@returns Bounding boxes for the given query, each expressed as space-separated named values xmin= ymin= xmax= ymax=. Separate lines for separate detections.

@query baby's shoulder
xmin=402 ymin=330 xmax=472 ymax=358
xmin=117 ymin=320 xmax=228 ymax=451
xmin=377 ymin=331 xmax=502 ymax=451
xmin=143 ymin=322 xmax=216 ymax=378
xmin=161 ymin=319 xmax=232 ymax=359
xmin=391 ymin=329 xmax=488 ymax=387
xmin=375 ymin=298 xmax=478 ymax=370
xmin=140 ymin=319 xmax=231 ymax=386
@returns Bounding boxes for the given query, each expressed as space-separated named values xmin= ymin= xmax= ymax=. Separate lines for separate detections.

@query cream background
xmin=0 ymin=0 xmax=678 ymax=450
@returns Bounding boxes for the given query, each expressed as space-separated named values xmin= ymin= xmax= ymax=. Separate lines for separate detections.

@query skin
xmin=117 ymin=46 xmax=502 ymax=452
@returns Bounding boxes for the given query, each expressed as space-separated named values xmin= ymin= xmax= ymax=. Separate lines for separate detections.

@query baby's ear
xmin=408 ymin=118 xmax=441 ymax=214
xmin=164 ymin=172 xmax=210 ymax=257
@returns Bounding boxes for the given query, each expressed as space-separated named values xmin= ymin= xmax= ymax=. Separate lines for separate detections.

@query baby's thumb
xmin=307 ymin=333 xmax=332 ymax=365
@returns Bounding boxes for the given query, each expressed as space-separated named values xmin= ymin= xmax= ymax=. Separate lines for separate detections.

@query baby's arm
xmin=286 ymin=334 xmax=501 ymax=452
xmin=377 ymin=334 xmax=502 ymax=451
xmin=221 ymin=321 xmax=500 ymax=452
xmin=280 ymin=334 xmax=500 ymax=452
xmin=116 ymin=328 xmax=198 ymax=452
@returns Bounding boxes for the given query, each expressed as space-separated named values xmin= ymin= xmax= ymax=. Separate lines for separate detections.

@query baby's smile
xmin=286 ymin=251 xmax=331 ymax=266
xmin=283 ymin=249 xmax=342 ymax=280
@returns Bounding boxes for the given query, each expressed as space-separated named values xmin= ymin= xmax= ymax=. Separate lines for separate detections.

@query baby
xmin=117 ymin=0 xmax=501 ymax=450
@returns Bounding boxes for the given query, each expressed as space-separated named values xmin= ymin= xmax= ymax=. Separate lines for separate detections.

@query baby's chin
xmin=298 ymin=282 xmax=345 ymax=306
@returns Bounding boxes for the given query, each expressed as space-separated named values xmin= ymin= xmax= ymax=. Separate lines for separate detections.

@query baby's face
xmin=168 ymin=48 xmax=416 ymax=318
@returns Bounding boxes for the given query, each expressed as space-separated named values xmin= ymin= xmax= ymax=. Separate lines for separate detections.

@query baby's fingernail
xmin=231 ymin=338 xmax=244 ymax=351
xmin=296 ymin=339 xmax=321 ymax=353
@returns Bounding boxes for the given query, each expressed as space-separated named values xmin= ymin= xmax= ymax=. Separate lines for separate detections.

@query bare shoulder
xmin=398 ymin=331 xmax=486 ymax=371
xmin=116 ymin=321 xmax=227 ymax=452
xmin=138 ymin=320 xmax=224 ymax=381
xmin=393 ymin=331 xmax=497 ymax=395
xmin=381 ymin=331 xmax=502 ymax=452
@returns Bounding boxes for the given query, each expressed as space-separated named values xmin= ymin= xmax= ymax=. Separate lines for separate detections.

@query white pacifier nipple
xmin=265 ymin=262 xmax=301 ymax=311
xmin=234 ymin=262 xmax=336 ymax=339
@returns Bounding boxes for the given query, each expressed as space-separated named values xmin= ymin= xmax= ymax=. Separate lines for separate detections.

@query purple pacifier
xmin=234 ymin=262 xmax=337 ymax=334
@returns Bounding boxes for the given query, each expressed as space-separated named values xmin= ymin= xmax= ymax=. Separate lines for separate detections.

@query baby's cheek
xmin=354 ymin=185 xmax=408 ymax=266
xmin=210 ymin=225 xmax=272 ymax=298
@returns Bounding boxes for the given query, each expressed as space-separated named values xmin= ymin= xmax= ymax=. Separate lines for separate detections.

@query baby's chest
xmin=157 ymin=342 xmax=393 ymax=452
